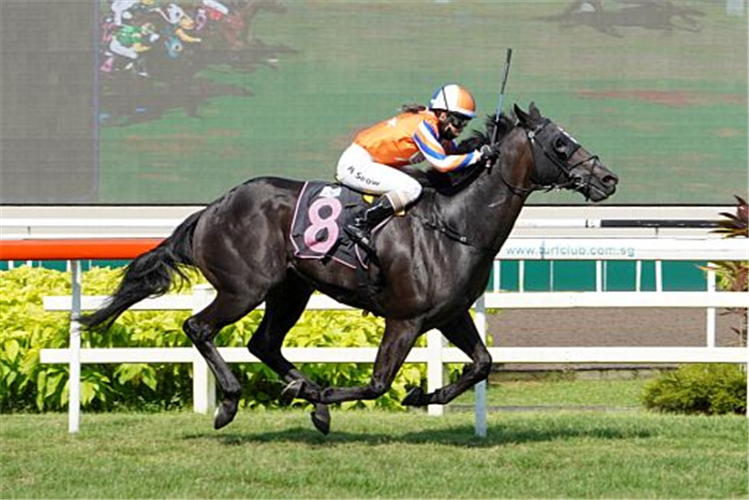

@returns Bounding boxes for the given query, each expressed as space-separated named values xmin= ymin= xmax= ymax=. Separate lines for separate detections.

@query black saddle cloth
xmin=290 ymin=181 xmax=379 ymax=269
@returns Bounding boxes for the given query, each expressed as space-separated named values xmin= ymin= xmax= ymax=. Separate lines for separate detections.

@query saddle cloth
xmin=290 ymin=181 xmax=380 ymax=269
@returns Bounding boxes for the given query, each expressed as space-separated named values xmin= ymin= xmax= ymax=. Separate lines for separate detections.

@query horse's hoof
xmin=311 ymin=404 xmax=330 ymax=435
xmin=213 ymin=401 xmax=237 ymax=430
xmin=280 ymin=379 xmax=304 ymax=405
xmin=402 ymin=386 xmax=426 ymax=406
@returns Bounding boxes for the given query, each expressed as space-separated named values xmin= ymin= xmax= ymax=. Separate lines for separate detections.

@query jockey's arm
xmin=413 ymin=120 xmax=483 ymax=173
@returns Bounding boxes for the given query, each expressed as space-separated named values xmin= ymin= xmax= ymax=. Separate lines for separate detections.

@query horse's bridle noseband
xmin=496 ymin=119 xmax=599 ymax=198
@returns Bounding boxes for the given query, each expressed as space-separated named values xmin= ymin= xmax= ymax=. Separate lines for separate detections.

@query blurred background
xmin=1 ymin=0 xmax=747 ymax=205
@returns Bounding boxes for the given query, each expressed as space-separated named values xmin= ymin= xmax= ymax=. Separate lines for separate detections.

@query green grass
xmin=451 ymin=376 xmax=650 ymax=409
xmin=2 ymin=379 xmax=747 ymax=498
xmin=1 ymin=410 xmax=746 ymax=499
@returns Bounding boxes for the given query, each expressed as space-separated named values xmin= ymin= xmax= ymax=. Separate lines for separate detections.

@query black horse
xmin=81 ymin=102 xmax=618 ymax=434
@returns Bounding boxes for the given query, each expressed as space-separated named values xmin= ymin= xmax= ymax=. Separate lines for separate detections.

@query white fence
xmin=37 ymin=236 xmax=749 ymax=436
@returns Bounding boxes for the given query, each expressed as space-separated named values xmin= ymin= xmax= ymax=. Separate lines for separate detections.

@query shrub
xmin=1 ymin=266 xmax=441 ymax=413
xmin=641 ymin=364 xmax=747 ymax=415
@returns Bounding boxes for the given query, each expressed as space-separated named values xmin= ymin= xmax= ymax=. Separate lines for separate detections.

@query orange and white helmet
xmin=429 ymin=84 xmax=476 ymax=119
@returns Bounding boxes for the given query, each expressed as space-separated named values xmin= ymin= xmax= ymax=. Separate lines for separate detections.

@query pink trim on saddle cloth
xmin=289 ymin=181 xmax=309 ymax=256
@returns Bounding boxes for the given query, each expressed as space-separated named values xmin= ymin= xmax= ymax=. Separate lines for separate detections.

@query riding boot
xmin=344 ymin=195 xmax=396 ymax=251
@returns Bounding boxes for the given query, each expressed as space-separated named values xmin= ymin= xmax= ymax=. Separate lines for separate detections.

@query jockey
xmin=336 ymin=84 xmax=501 ymax=249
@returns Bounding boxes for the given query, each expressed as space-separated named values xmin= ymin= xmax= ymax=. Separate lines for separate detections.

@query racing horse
xmin=81 ymin=102 xmax=619 ymax=434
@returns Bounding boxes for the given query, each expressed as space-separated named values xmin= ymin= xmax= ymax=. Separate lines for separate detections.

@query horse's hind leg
xmin=184 ymin=291 xmax=262 ymax=430
xmin=247 ymin=274 xmax=332 ymax=434
xmin=402 ymin=310 xmax=492 ymax=407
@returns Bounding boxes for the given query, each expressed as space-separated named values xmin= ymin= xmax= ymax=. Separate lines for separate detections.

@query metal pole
xmin=706 ymin=266 xmax=717 ymax=348
xmin=426 ymin=329 xmax=445 ymax=417
xmin=68 ymin=260 xmax=82 ymax=434
xmin=474 ymin=295 xmax=488 ymax=437
xmin=493 ymin=260 xmax=501 ymax=292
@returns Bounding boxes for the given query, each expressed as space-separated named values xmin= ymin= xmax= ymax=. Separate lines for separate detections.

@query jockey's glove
xmin=479 ymin=143 xmax=501 ymax=163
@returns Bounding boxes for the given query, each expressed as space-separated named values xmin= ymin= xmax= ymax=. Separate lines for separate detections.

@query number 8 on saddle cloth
xmin=290 ymin=181 xmax=382 ymax=269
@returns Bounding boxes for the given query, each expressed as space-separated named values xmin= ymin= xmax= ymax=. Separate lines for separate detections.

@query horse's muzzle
xmin=572 ymin=161 xmax=619 ymax=202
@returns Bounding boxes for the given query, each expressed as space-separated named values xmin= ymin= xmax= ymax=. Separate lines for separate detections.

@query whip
xmin=491 ymin=47 xmax=513 ymax=145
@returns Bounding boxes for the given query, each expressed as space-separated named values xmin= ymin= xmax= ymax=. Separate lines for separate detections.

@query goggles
xmin=446 ymin=113 xmax=471 ymax=129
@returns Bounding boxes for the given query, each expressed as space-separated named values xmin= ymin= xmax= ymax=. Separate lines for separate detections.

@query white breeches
xmin=336 ymin=143 xmax=422 ymax=212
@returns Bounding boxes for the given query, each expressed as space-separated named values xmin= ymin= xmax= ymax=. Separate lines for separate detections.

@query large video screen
xmin=1 ymin=0 xmax=747 ymax=205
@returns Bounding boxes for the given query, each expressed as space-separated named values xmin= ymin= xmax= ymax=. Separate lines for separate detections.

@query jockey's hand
xmin=480 ymin=143 xmax=501 ymax=164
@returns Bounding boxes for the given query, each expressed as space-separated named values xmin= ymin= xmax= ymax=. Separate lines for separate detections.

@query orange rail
xmin=0 ymin=239 xmax=164 ymax=261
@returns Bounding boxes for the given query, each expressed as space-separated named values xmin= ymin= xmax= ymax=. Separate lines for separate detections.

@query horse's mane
xmin=418 ymin=112 xmax=517 ymax=195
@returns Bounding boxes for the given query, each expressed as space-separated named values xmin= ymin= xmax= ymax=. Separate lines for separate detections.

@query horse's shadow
xmin=184 ymin=422 xmax=652 ymax=449
xmin=539 ymin=1 xmax=704 ymax=38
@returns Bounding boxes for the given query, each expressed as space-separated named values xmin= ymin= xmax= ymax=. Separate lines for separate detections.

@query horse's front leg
xmin=298 ymin=318 xmax=423 ymax=407
xmin=402 ymin=310 xmax=492 ymax=407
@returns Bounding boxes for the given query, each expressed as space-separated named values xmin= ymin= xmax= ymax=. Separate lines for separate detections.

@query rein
xmin=416 ymin=117 xmax=599 ymax=248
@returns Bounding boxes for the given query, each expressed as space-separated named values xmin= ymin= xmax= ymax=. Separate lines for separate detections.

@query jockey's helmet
xmin=429 ymin=84 xmax=476 ymax=119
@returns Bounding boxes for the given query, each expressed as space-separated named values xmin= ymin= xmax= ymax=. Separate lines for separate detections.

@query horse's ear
xmin=514 ymin=103 xmax=529 ymax=125
xmin=528 ymin=101 xmax=542 ymax=120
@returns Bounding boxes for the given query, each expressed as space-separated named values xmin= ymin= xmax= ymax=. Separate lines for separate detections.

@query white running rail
xmin=37 ymin=235 xmax=748 ymax=435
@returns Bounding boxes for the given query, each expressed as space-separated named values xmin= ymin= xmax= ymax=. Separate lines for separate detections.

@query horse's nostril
xmin=603 ymin=175 xmax=618 ymax=186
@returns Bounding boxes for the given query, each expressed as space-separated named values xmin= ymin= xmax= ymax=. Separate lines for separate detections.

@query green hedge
xmin=0 ymin=266 xmax=449 ymax=413
xmin=642 ymin=364 xmax=747 ymax=415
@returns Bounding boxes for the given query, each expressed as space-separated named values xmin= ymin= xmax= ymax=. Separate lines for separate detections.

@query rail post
xmin=706 ymin=266 xmax=717 ymax=348
xmin=474 ymin=294 xmax=488 ymax=437
xmin=68 ymin=260 xmax=82 ymax=434
xmin=426 ymin=329 xmax=445 ymax=416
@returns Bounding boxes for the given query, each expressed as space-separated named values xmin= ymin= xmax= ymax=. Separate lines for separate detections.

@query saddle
xmin=290 ymin=181 xmax=388 ymax=269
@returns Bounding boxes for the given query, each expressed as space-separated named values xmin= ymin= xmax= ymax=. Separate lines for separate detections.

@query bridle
xmin=496 ymin=119 xmax=599 ymax=199
xmin=423 ymin=118 xmax=600 ymax=248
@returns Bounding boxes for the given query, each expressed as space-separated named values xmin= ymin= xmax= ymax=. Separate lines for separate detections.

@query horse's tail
xmin=79 ymin=209 xmax=204 ymax=331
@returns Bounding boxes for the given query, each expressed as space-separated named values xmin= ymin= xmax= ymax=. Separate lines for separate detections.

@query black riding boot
xmin=345 ymin=195 xmax=396 ymax=250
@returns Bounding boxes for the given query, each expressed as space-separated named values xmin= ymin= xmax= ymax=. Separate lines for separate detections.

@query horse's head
xmin=513 ymin=102 xmax=618 ymax=202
